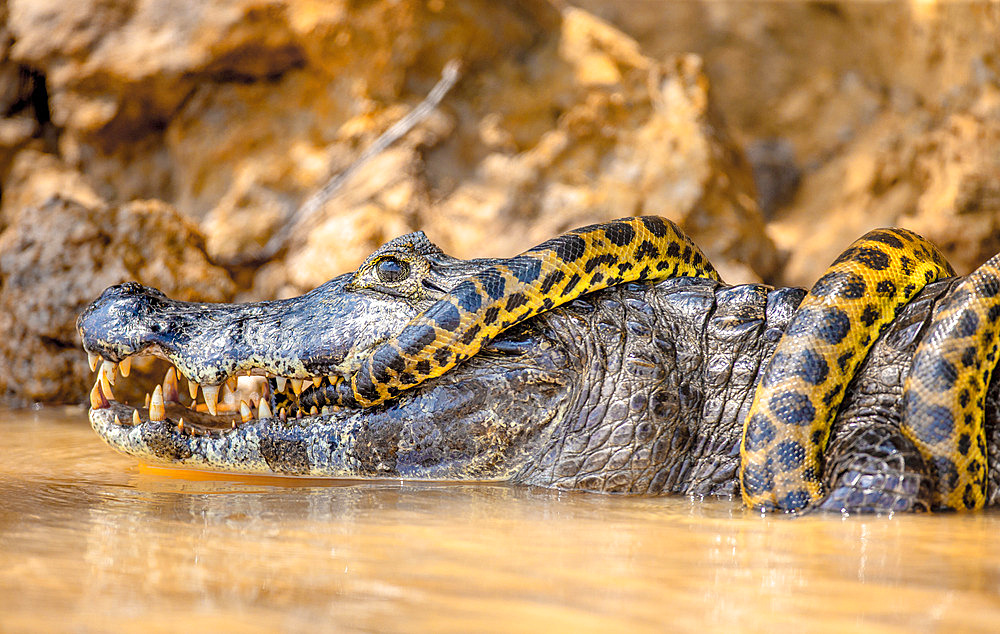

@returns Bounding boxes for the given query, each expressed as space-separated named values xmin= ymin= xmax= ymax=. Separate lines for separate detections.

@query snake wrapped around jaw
xmin=337 ymin=216 xmax=720 ymax=407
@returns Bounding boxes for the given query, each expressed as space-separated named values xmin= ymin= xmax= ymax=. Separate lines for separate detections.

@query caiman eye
xmin=376 ymin=256 xmax=410 ymax=283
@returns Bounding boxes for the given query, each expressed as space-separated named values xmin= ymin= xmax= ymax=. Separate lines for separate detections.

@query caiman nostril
xmin=114 ymin=281 xmax=163 ymax=296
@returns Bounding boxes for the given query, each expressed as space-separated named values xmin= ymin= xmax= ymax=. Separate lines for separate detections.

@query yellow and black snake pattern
xmin=346 ymin=216 xmax=1000 ymax=512
xmin=739 ymin=229 xmax=954 ymax=511
xmin=901 ymin=253 xmax=1000 ymax=510
xmin=347 ymin=216 xmax=720 ymax=406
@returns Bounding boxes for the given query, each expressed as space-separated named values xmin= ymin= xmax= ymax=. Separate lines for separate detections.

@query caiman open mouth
xmin=86 ymin=349 xmax=345 ymax=436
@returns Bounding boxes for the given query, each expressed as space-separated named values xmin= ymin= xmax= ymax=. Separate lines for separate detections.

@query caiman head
xmin=77 ymin=231 xmax=580 ymax=481
xmin=79 ymin=232 xmax=463 ymax=391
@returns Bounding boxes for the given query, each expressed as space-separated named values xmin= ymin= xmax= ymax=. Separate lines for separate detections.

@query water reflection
xmin=2 ymin=407 xmax=1000 ymax=631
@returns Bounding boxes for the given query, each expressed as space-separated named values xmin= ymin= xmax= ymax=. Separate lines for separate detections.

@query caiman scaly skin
xmin=78 ymin=230 xmax=1000 ymax=513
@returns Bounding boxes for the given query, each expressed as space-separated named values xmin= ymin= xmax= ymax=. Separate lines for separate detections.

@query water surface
xmin=2 ymin=407 xmax=1000 ymax=632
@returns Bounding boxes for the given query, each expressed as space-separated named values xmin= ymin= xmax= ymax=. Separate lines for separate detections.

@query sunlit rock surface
xmin=3 ymin=0 xmax=775 ymax=278
xmin=578 ymin=1 xmax=1000 ymax=285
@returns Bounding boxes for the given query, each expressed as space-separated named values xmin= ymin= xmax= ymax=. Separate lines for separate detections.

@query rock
xmin=0 ymin=149 xmax=102 ymax=227
xmin=745 ymin=138 xmax=801 ymax=219
xmin=418 ymin=24 xmax=777 ymax=285
xmin=4 ymin=0 xmax=562 ymax=226
xmin=769 ymin=88 xmax=1000 ymax=286
xmin=0 ymin=10 xmax=48 ymax=220
xmin=277 ymin=9 xmax=777 ymax=291
xmin=278 ymin=148 xmax=425 ymax=293
xmin=898 ymin=111 xmax=1000 ymax=276
xmin=3 ymin=0 xmax=777 ymax=297
xmin=573 ymin=1 xmax=1000 ymax=285
xmin=0 ymin=197 xmax=234 ymax=404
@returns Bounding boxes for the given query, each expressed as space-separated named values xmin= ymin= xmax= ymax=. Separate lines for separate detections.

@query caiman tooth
xmin=202 ymin=385 xmax=220 ymax=416
xmin=219 ymin=381 xmax=238 ymax=412
xmin=279 ymin=407 xmax=287 ymax=421
xmin=101 ymin=360 xmax=117 ymax=387
xmin=88 ymin=352 xmax=100 ymax=372
xmin=321 ymin=406 xmax=330 ymax=415
xmin=309 ymin=406 xmax=318 ymax=415
xmin=114 ymin=414 xmax=122 ymax=426
xmin=290 ymin=378 xmax=304 ymax=396
xmin=239 ymin=400 xmax=253 ymax=423
xmin=328 ymin=375 xmax=338 ymax=385
xmin=90 ymin=381 xmax=110 ymax=409
xmin=275 ymin=377 xmax=287 ymax=393
xmin=178 ymin=419 xmax=185 ymax=433
xmin=226 ymin=376 xmax=238 ymax=391
xmin=188 ymin=379 xmax=199 ymax=401
xmin=119 ymin=357 xmax=132 ymax=378
xmin=312 ymin=377 xmax=322 ymax=388
xmin=258 ymin=399 xmax=273 ymax=420
xmin=99 ymin=369 xmax=116 ymax=402
xmin=132 ymin=409 xmax=141 ymax=425
xmin=144 ymin=393 xmax=151 ymax=408
xmin=162 ymin=367 xmax=180 ymax=403
xmin=149 ymin=385 xmax=165 ymax=422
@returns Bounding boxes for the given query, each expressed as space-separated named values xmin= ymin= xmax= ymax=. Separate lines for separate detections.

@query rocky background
xmin=0 ymin=0 xmax=997 ymax=405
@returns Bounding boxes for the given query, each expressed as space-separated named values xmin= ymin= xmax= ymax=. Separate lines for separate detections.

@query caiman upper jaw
xmin=76 ymin=277 xmax=384 ymax=434
xmin=83 ymin=343 xmax=355 ymax=442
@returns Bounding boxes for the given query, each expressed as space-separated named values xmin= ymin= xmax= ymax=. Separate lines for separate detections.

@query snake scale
xmin=339 ymin=215 xmax=998 ymax=512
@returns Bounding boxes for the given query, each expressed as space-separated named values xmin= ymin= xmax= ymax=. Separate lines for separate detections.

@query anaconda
xmin=77 ymin=217 xmax=1000 ymax=513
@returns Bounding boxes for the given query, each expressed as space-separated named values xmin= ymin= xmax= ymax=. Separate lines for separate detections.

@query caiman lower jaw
xmin=85 ymin=350 xmax=344 ymax=436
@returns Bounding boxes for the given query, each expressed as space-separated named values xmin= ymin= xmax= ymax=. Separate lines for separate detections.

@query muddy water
xmin=2 ymin=407 xmax=1000 ymax=632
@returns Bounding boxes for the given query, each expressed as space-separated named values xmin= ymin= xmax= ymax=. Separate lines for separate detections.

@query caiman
xmin=77 ymin=216 xmax=1000 ymax=514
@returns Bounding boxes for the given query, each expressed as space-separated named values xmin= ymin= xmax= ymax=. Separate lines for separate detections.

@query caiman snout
xmin=77 ymin=282 xmax=172 ymax=362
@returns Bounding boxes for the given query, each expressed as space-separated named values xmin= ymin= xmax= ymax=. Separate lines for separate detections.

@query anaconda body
xmin=344 ymin=217 xmax=719 ymax=406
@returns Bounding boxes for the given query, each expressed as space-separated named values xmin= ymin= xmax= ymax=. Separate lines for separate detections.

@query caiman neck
xmin=517 ymin=278 xmax=806 ymax=495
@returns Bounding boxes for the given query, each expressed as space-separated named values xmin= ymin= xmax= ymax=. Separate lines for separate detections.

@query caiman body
xmin=78 ymin=231 xmax=1000 ymax=513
